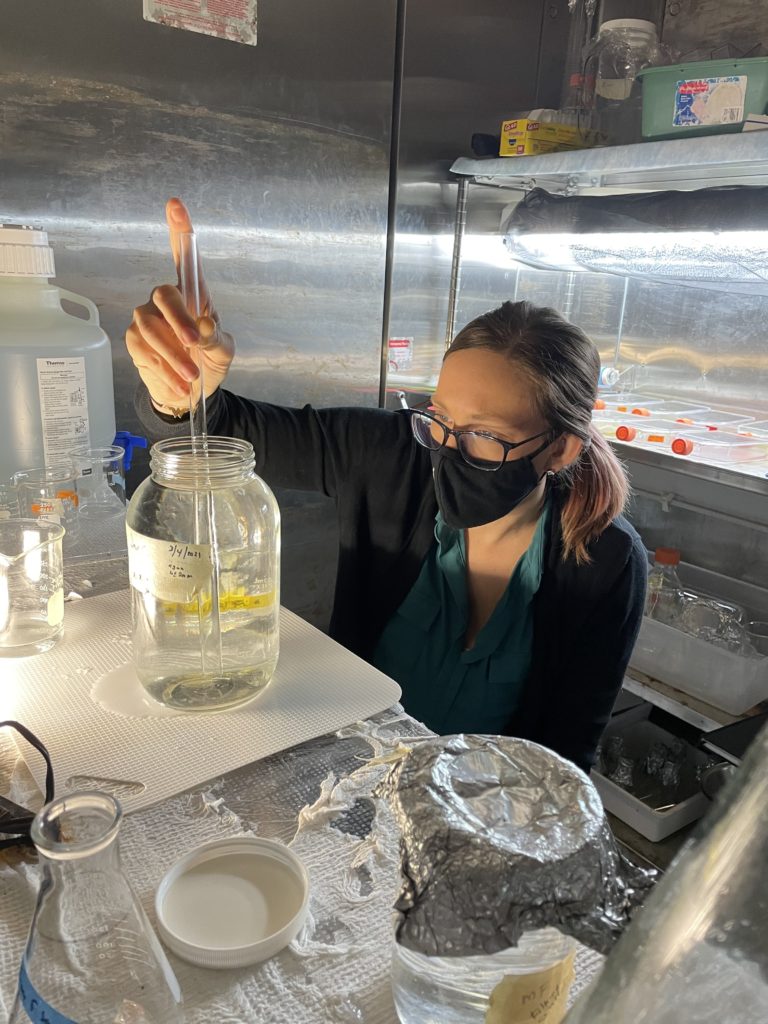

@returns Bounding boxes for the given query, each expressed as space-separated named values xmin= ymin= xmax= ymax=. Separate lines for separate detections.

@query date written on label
xmin=127 ymin=527 xmax=213 ymax=604
xmin=167 ymin=543 xmax=205 ymax=578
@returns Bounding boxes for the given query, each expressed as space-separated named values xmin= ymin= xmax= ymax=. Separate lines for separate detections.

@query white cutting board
xmin=1 ymin=590 xmax=401 ymax=813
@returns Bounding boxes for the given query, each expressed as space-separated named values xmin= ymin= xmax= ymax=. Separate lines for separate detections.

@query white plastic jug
xmin=0 ymin=224 xmax=116 ymax=483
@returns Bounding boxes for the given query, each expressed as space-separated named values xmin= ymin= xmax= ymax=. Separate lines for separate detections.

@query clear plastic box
xmin=630 ymin=615 xmax=768 ymax=714
xmin=594 ymin=394 xmax=665 ymax=415
xmin=669 ymin=428 xmax=768 ymax=465
xmin=634 ymin=400 xmax=710 ymax=419
xmin=737 ymin=420 xmax=768 ymax=437
xmin=613 ymin=418 xmax=698 ymax=449
xmin=680 ymin=410 xmax=755 ymax=430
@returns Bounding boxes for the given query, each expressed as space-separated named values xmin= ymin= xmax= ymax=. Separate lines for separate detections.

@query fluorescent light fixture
xmin=504 ymin=230 xmax=768 ymax=285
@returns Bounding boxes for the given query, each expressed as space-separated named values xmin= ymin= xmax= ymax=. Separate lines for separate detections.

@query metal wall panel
xmin=661 ymin=0 xmax=768 ymax=56
xmin=387 ymin=0 xmax=565 ymax=399
xmin=0 ymin=0 xmax=397 ymax=627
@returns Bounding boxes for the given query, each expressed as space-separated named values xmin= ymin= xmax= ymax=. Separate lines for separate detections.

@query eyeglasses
xmin=408 ymin=407 xmax=553 ymax=472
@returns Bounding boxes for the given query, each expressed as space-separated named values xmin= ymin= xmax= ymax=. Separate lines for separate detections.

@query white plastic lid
xmin=155 ymin=836 xmax=310 ymax=969
xmin=599 ymin=18 xmax=658 ymax=36
xmin=0 ymin=224 xmax=55 ymax=278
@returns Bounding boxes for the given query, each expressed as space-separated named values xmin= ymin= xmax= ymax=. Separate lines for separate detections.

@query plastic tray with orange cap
xmin=673 ymin=410 xmax=755 ymax=431
xmin=610 ymin=418 xmax=699 ymax=450
xmin=594 ymin=396 xmax=713 ymax=419
xmin=593 ymin=394 xmax=666 ymax=416
xmin=669 ymin=428 xmax=768 ymax=465
xmin=732 ymin=420 xmax=768 ymax=438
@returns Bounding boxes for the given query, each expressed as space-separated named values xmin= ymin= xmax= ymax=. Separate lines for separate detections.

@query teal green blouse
xmin=372 ymin=502 xmax=550 ymax=735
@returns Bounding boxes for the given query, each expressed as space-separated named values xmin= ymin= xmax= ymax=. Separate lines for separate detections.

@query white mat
xmin=1 ymin=590 xmax=401 ymax=814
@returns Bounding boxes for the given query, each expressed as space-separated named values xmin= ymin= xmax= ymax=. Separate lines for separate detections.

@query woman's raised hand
xmin=126 ymin=198 xmax=235 ymax=413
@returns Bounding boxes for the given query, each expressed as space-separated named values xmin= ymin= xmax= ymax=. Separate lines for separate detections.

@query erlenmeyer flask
xmin=9 ymin=791 xmax=183 ymax=1024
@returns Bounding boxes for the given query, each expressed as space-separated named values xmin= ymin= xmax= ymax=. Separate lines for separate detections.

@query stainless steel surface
xmin=387 ymin=0 xmax=566 ymax=393
xmin=623 ymin=674 xmax=738 ymax=733
xmin=451 ymin=134 xmax=768 ymax=193
xmin=661 ymin=0 xmax=768 ymax=58
xmin=624 ymin=446 xmax=768 ymax=590
xmin=0 ymin=0 xmax=399 ymax=630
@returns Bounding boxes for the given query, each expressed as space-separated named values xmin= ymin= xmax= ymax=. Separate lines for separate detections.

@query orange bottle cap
xmin=631 ymin=407 xmax=652 ymax=416
xmin=615 ymin=425 xmax=636 ymax=442
xmin=672 ymin=437 xmax=694 ymax=456
xmin=655 ymin=547 xmax=681 ymax=565
xmin=594 ymin=399 xmax=606 ymax=410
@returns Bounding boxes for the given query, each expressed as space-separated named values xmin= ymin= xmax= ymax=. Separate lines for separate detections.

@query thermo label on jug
xmin=36 ymin=357 xmax=90 ymax=462
xmin=127 ymin=526 xmax=213 ymax=604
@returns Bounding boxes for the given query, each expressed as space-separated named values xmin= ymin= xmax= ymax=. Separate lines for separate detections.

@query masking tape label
xmin=127 ymin=526 xmax=212 ymax=604
xmin=485 ymin=951 xmax=575 ymax=1024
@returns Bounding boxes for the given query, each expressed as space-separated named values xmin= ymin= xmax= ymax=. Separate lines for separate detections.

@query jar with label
xmin=392 ymin=926 xmax=575 ymax=1024
xmin=583 ymin=19 xmax=665 ymax=145
xmin=126 ymin=436 xmax=280 ymax=711
xmin=383 ymin=736 xmax=654 ymax=1024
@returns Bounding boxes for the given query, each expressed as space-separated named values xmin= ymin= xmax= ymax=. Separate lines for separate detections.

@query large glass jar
xmin=392 ymin=927 xmax=575 ymax=1024
xmin=582 ymin=18 xmax=664 ymax=145
xmin=126 ymin=436 xmax=280 ymax=711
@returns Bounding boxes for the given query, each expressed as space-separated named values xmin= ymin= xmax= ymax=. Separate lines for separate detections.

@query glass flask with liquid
xmin=9 ymin=791 xmax=183 ymax=1024
xmin=126 ymin=436 xmax=280 ymax=711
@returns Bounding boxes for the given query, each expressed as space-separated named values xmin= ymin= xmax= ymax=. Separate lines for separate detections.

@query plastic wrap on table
xmin=503 ymin=186 xmax=768 ymax=292
xmin=379 ymin=734 xmax=656 ymax=958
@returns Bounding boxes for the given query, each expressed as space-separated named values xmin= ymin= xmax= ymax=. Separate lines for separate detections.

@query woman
xmin=127 ymin=199 xmax=647 ymax=773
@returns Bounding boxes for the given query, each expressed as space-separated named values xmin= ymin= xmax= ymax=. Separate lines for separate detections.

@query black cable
xmin=0 ymin=720 xmax=55 ymax=848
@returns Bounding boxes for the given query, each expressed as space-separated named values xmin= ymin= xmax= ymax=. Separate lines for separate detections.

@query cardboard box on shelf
xmin=499 ymin=117 xmax=592 ymax=157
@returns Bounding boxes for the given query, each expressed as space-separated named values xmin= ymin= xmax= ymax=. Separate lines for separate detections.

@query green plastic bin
xmin=637 ymin=57 xmax=768 ymax=140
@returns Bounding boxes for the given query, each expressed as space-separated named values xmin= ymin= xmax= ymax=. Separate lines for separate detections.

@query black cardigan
xmin=136 ymin=387 xmax=648 ymax=772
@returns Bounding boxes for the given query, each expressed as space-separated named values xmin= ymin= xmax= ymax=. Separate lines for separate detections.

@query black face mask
xmin=430 ymin=438 xmax=552 ymax=530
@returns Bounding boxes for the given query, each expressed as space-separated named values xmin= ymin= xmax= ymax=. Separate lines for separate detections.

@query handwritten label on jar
xmin=127 ymin=526 xmax=213 ymax=604
xmin=486 ymin=952 xmax=574 ymax=1024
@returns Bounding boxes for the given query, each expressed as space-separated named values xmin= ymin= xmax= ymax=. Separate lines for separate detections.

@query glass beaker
xmin=8 ymin=791 xmax=183 ymax=1024
xmin=12 ymin=460 xmax=80 ymax=541
xmin=126 ymin=436 xmax=280 ymax=711
xmin=71 ymin=445 xmax=126 ymax=522
xmin=0 ymin=518 xmax=65 ymax=656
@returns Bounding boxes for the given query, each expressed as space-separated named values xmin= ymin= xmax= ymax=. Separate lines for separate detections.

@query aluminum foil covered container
xmin=379 ymin=734 xmax=655 ymax=957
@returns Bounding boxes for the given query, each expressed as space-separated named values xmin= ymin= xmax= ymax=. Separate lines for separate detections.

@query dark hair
xmin=447 ymin=300 xmax=628 ymax=563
